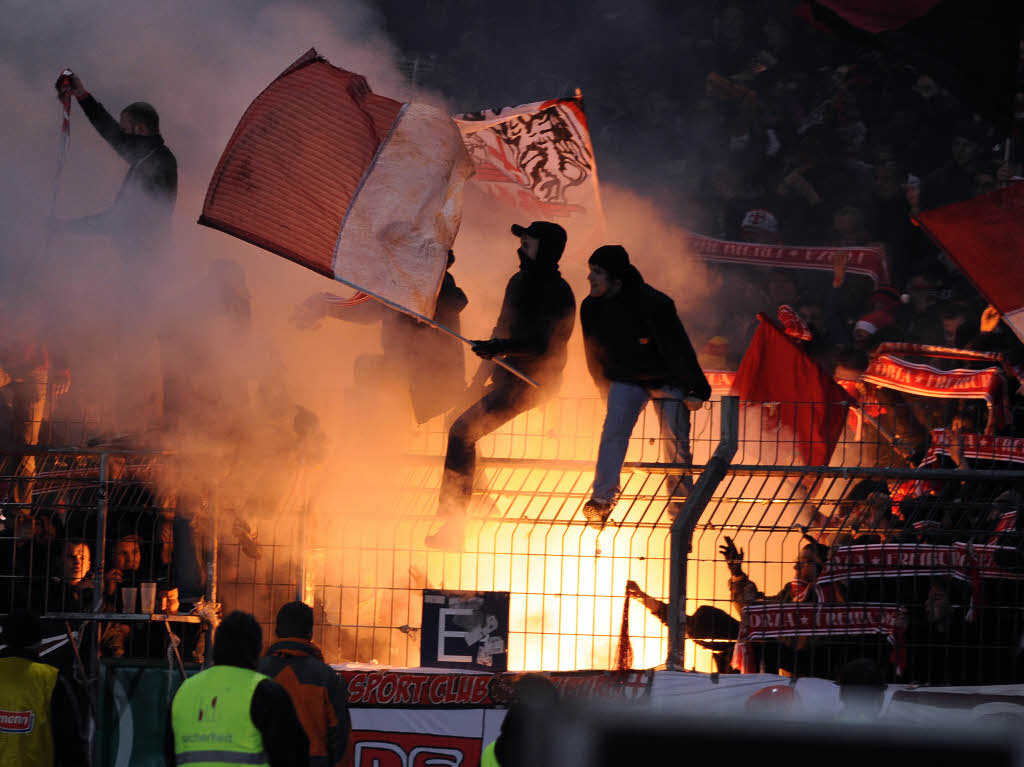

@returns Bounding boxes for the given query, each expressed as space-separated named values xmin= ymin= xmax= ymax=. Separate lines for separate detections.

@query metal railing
xmin=4 ymin=392 xmax=1023 ymax=686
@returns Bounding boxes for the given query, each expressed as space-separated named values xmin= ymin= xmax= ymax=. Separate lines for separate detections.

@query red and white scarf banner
xmin=817 ymin=543 xmax=1024 ymax=584
xmin=688 ymin=233 xmax=889 ymax=286
xmin=455 ymin=97 xmax=604 ymax=232
xmin=861 ymin=347 xmax=1010 ymax=433
xmin=706 ymin=370 xmax=736 ymax=394
xmin=734 ymin=602 xmax=906 ymax=674
xmin=920 ymin=428 xmax=1024 ymax=467
xmin=336 ymin=668 xmax=652 ymax=767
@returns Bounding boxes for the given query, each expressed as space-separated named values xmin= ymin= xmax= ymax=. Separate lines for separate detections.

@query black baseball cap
xmin=510 ymin=221 xmax=567 ymax=249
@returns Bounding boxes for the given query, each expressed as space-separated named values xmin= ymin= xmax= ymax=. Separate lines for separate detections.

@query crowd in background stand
xmin=3 ymin=1 xmax=1024 ymax=686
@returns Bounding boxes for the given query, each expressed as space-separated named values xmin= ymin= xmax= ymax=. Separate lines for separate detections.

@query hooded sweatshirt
xmin=490 ymin=231 xmax=576 ymax=390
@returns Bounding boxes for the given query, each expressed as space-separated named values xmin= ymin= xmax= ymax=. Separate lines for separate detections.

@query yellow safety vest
xmin=481 ymin=740 xmax=501 ymax=767
xmin=0 ymin=656 xmax=59 ymax=767
xmin=172 ymin=665 xmax=270 ymax=766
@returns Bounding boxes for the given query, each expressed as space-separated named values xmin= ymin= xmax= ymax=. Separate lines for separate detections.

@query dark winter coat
xmin=259 ymin=638 xmax=351 ymax=767
xmin=581 ymin=282 xmax=710 ymax=399
xmin=74 ymin=94 xmax=177 ymax=248
xmin=490 ymin=264 xmax=576 ymax=390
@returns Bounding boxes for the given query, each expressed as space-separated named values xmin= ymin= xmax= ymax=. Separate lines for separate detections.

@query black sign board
xmin=420 ymin=590 xmax=510 ymax=672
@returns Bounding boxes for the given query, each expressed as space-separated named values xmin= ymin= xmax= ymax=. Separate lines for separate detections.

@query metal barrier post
xmin=91 ymin=453 xmax=109 ymax=764
xmin=667 ymin=397 xmax=739 ymax=671
xmin=92 ymin=453 xmax=108 ymax=613
xmin=206 ymin=487 xmax=218 ymax=605
xmin=295 ymin=504 xmax=306 ymax=603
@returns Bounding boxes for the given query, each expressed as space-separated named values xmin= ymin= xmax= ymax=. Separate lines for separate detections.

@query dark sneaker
xmin=426 ymin=518 xmax=466 ymax=552
xmin=582 ymin=498 xmax=614 ymax=528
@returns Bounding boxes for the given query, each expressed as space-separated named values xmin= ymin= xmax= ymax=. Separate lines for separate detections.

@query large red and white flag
xmin=915 ymin=183 xmax=1024 ymax=345
xmin=455 ymin=96 xmax=604 ymax=233
xmin=732 ymin=314 xmax=851 ymax=466
xmin=200 ymin=49 xmax=473 ymax=319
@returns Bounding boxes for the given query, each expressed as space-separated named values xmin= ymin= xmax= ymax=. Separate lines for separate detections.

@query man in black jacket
xmin=580 ymin=245 xmax=710 ymax=526
xmin=295 ymin=252 xmax=469 ymax=424
xmin=427 ymin=222 xmax=576 ymax=551
xmin=55 ymin=71 xmax=177 ymax=256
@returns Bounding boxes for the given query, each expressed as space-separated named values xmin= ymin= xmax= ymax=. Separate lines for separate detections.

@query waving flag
xmin=915 ymin=184 xmax=1024 ymax=345
xmin=733 ymin=314 xmax=851 ymax=466
xmin=455 ymin=96 xmax=604 ymax=233
xmin=200 ymin=49 xmax=473 ymax=319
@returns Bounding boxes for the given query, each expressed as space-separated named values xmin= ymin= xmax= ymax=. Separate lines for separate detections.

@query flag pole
xmin=44 ymin=70 xmax=74 ymax=262
xmin=331 ymin=277 xmax=540 ymax=389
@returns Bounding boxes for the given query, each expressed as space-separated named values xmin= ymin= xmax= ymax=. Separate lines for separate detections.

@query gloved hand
xmin=719 ymin=535 xmax=745 ymax=577
xmin=471 ymin=339 xmax=509 ymax=360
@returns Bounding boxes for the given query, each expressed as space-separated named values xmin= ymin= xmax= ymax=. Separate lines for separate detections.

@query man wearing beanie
xmin=0 ymin=609 xmax=89 ymax=767
xmin=580 ymin=245 xmax=710 ymax=526
xmin=427 ymin=221 xmax=576 ymax=551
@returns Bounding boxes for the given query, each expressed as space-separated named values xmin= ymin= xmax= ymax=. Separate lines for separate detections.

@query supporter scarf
xmin=733 ymin=602 xmax=906 ymax=674
xmin=861 ymin=350 xmax=1010 ymax=433
xmin=920 ymin=428 xmax=1024 ymax=466
xmin=689 ymin=232 xmax=889 ymax=286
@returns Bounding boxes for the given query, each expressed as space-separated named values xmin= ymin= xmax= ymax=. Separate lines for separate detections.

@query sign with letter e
xmin=420 ymin=590 xmax=510 ymax=672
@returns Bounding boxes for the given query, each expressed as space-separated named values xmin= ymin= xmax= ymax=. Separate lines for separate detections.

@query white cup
xmin=139 ymin=582 xmax=157 ymax=613
xmin=121 ymin=586 xmax=138 ymax=613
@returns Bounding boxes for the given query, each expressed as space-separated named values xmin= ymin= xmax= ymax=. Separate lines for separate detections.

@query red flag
xmin=732 ymin=314 xmax=850 ymax=466
xmin=915 ymin=183 xmax=1024 ymax=344
xmin=200 ymin=49 xmax=472 ymax=319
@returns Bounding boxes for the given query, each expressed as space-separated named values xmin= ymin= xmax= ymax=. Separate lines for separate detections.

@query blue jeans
xmin=592 ymin=382 xmax=693 ymax=503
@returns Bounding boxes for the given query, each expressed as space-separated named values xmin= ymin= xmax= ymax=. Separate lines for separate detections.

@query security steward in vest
xmin=166 ymin=610 xmax=309 ymax=767
xmin=0 ymin=609 xmax=89 ymax=767
xmin=259 ymin=602 xmax=351 ymax=767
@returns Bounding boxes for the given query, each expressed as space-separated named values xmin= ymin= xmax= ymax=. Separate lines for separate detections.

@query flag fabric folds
xmin=915 ymin=183 xmax=1024 ymax=345
xmin=732 ymin=314 xmax=851 ymax=466
xmin=455 ymin=97 xmax=604 ymax=231
xmin=200 ymin=49 xmax=473 ymax=319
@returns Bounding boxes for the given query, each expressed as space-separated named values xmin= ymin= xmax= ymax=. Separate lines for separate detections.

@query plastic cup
xmin=121 ymin=586 xmax=138 ymax=613
xmin=140 ymin=582 xmax=157 ymax=613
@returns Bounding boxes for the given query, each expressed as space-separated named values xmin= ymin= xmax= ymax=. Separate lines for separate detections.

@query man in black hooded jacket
xmin=55 ymin=71 xmax=177 ymax=256
xmin=427 ymin=222 xmax=575 ymax=551
xmin=580 ymin=245 xmax=710 ymax=527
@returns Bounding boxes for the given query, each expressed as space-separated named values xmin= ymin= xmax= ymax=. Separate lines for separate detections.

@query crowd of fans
xmin=3 ymin=2 xmax=1024 ymax=689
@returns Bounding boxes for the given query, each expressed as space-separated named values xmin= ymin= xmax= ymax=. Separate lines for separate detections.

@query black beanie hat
xmin=2 ymin=609 xmax=42 ymax=652
xmin=589 ymin=245 xmax=634 ymax=281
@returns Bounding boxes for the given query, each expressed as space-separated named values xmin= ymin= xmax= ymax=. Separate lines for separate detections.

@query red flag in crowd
xmin=914 ymin=183 xmax=1024 ymax=345
xmin=800 ymin=0 xmax=1021 ymax=134
xmin=732 ymin=314 xmax=851 ymax=466
xmin=200 ymin=49 xmax=473 ymax=319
